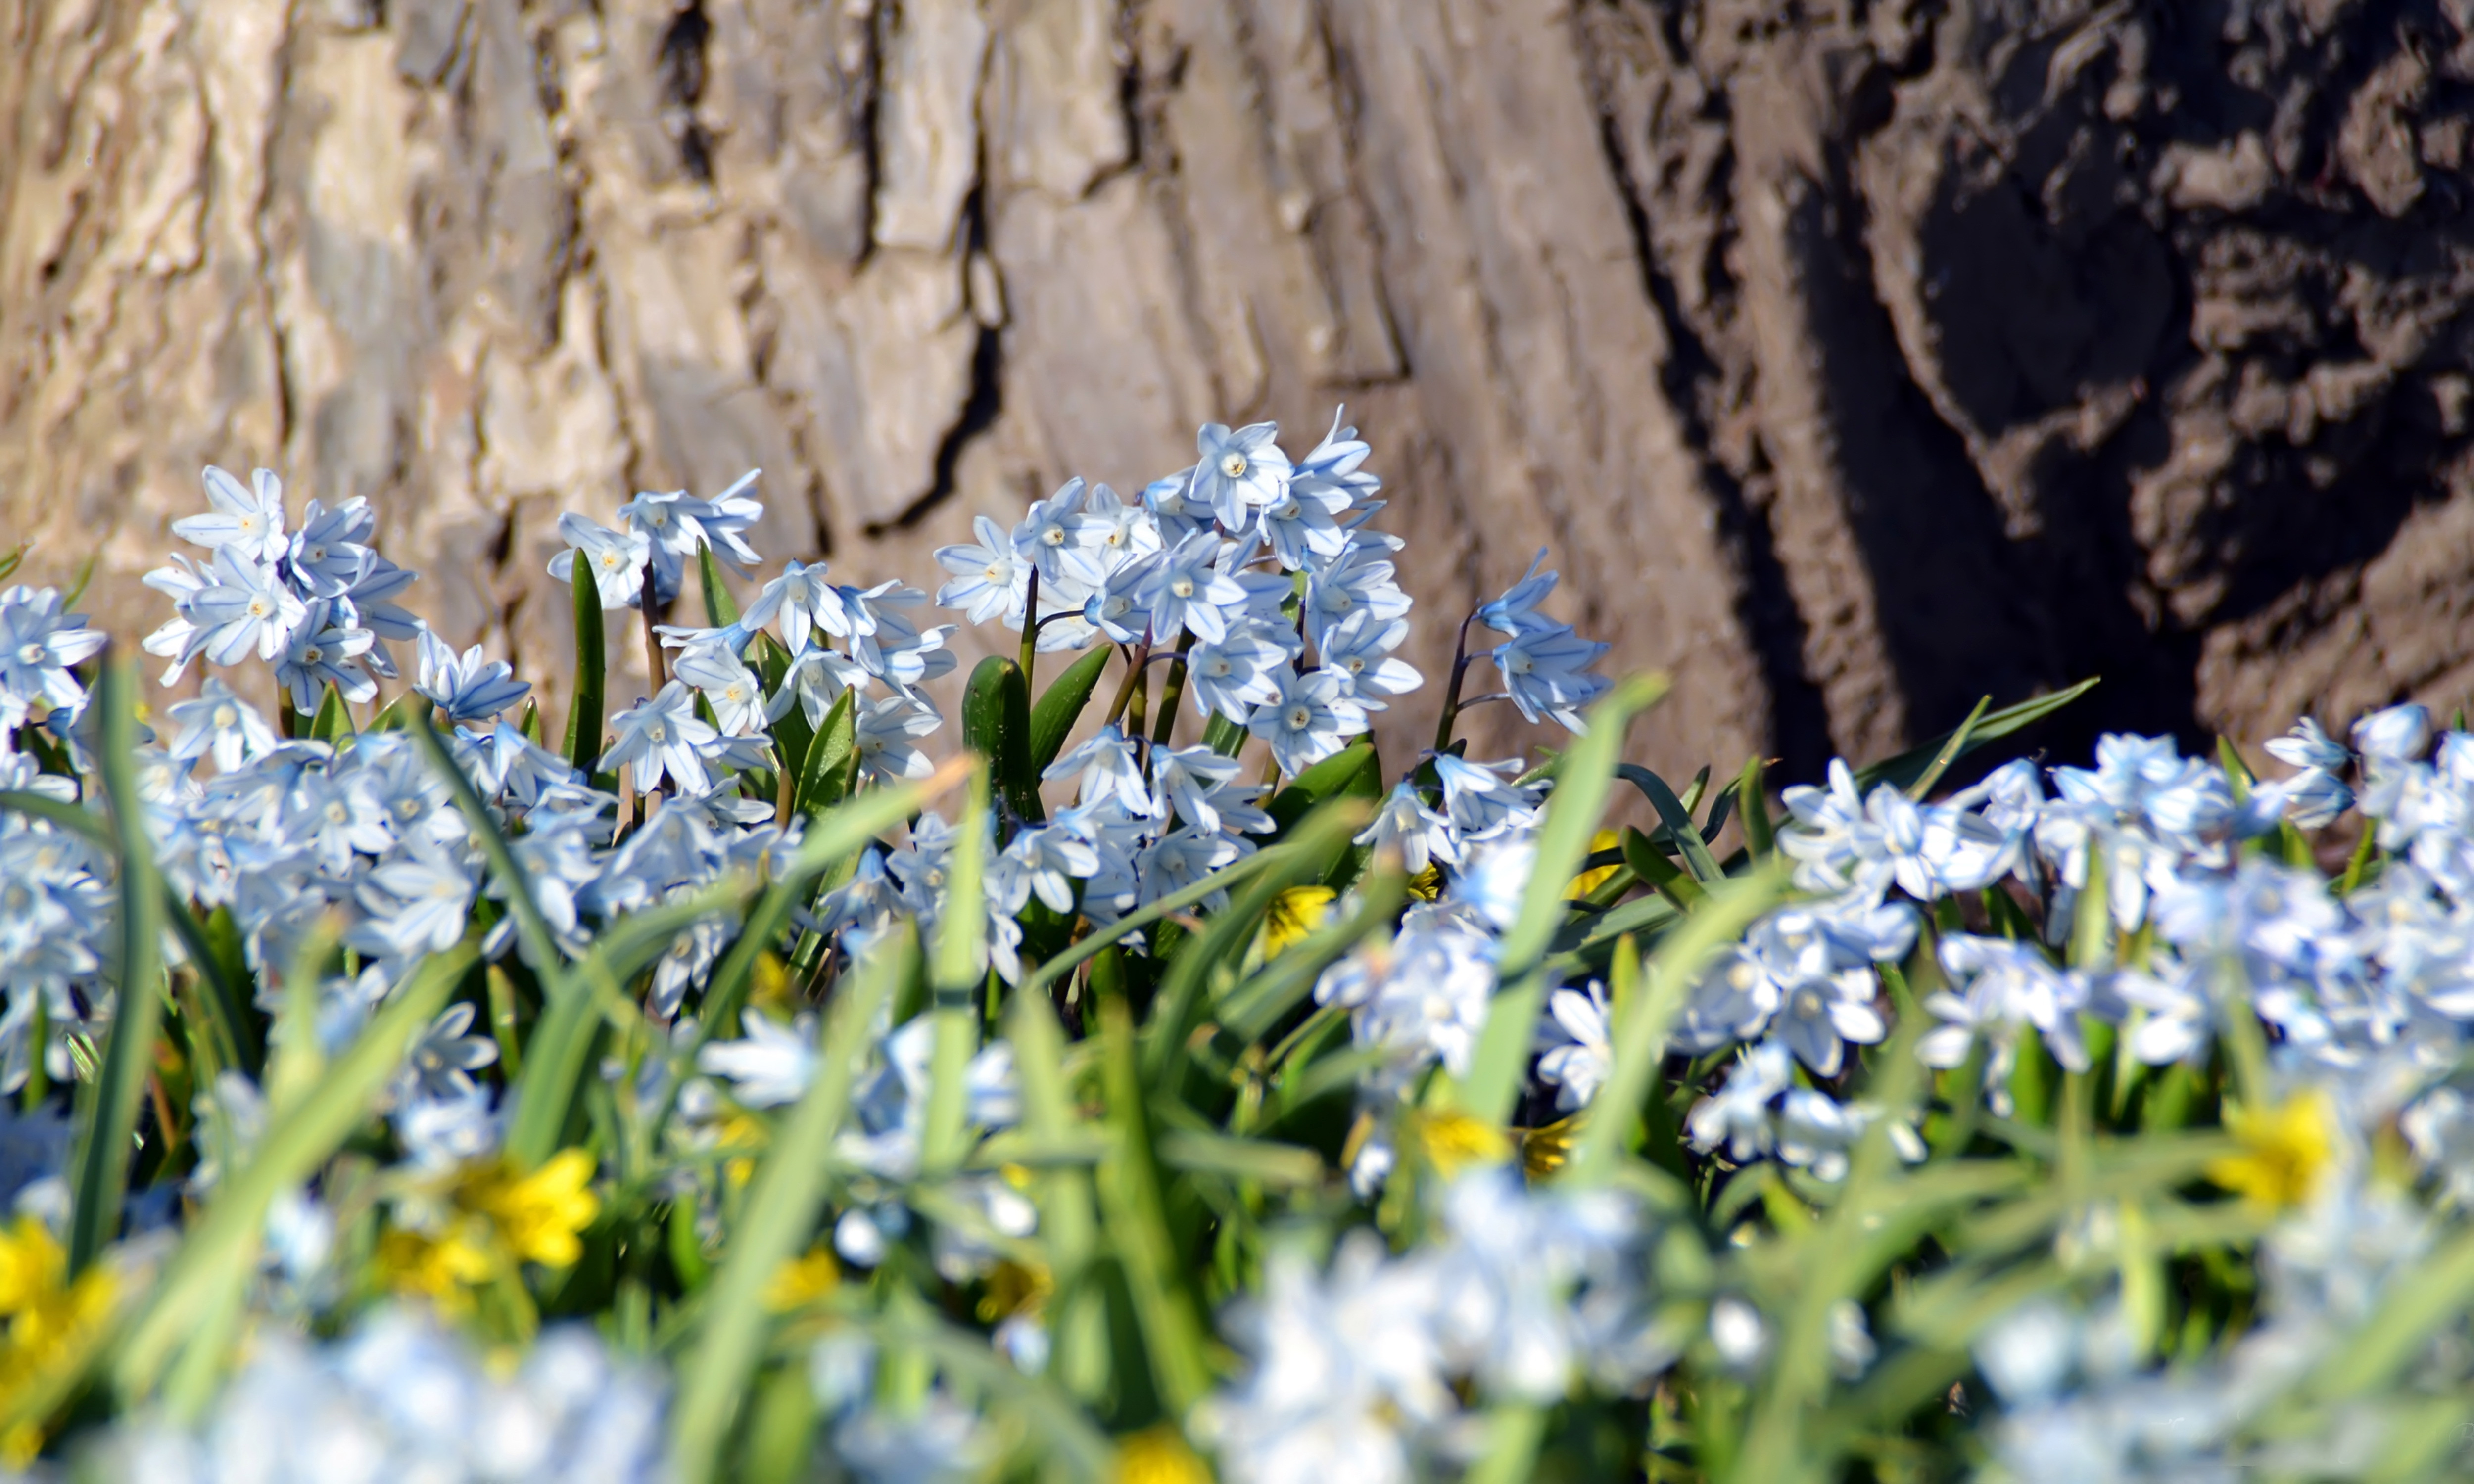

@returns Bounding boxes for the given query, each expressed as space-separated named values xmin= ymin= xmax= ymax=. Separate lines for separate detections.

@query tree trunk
xmin=5 ymin=0 xmax=2472 ymax=781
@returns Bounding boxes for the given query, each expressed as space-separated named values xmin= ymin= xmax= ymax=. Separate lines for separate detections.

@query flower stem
xmin=1151 ymin=632 xmax=1196 ymax=747
xmin=641 ymin=599 xmax=668 ymax=692
xmin=1433 ymin=609 xmax=1480 ymax=752
xmin=1101 ymin=640 xmax=1152 ymax=730
xmin=1017 ymin=567 xmax=1040 ymax=690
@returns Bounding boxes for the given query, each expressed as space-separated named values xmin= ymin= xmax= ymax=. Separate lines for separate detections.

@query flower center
xmin=325 ymin=802 xmax=349 ymax=825
xmin=303 ymin=645 xmax=324 ymax=664
xmin=1041 ymin=527 xmax=1066 ymax=547
xmin=308 ymin=545 xmax=327 ymax=562
xmin=1170 ymin=577 xmax=1194 ymax=599
xmin=1219 ymin=452 xmax=1248 ymax=479
xmin=246 ymin=598 xmax=271 ymax=619
xmin=984 ymin=562 xmax=1005 ymax=581
xmin=16 ymin=643 xmax=45 ymax=665
xmin=213 ymin=705 xmax=238 ymax=728
xmin=1285 ymin=705 xmax=1311 ymax=730
xmin=398 ymin=798 xmax=421 ymax=819
xmin=600 ymin=552 xmax=622 ymax=570
xmin=646 ymin=722 xmax=667 ymax=743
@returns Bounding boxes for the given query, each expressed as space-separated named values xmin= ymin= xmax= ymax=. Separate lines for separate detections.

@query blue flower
xmin=1355 ymin=782 xmax=1457 ymax=877
xmin=672 ymin=643 xmax=769 ymax=735
xmin=187 ymin=546 xmax=309 ymax=666
xmin=272 ymin=601 xmax=377 ymax=714
xmin=1315 ymin=608 xmax=1422 ymax=710
xmin=2354 ymin=703 xmax=2430 ymax=765
xmin=174 ymin=466 xmax=290 ymax=563
xmin=1247 ymin=667 xmax=1366 ymax=777
xmin=1148 ymin=744 xmax=1244 ymax=832
xmin=741 ymin=558 xmax=845 ymax=651
xmin=1185 ymin=623 xmax=1292 ymax=724
xmin=1474 ymin=550 xmax=1562 ymax=636
xmin=348 ymin=838 xmax=475 ymax=960
xmin=601 ymin=682 xmax=722 ymax=794
xmin=1490 ymin=622 xmax=1610 ymax=731
xmin=414 ymin=628 xmax=531 ymax=724
xmin=547 ymin=512 xmax=651 ymax=610
xmin=1011 ymin=478 xmax=1107 ymax=590
xmin=0 ymin=586 xmax=106 ymax=729
xmin=853 ymin=618 xmax=958 ymax=698
xmin=853 ymin=695 xmax=940 ymax=784
xmin=933 ymin=517 xmax=1029 ymax=628
xmin=165 ymin=678 xmax=279 ymax=774
xmin=1043 ymin=725 xmax=1154 ymax=816
xmin=2265 ymin=717 xmax=2349 ymax=772
xmin=1191 ymin=422 xmax=1292 ymax=532
xmin=769 ymin=639 xmax=871 ymax=729
xmin=1140 ymin=531 xmax=1248 ymax=646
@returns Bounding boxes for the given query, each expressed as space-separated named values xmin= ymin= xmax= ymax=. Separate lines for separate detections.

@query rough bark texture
xmin=3 ymin=0 xmax=2472 ymax=781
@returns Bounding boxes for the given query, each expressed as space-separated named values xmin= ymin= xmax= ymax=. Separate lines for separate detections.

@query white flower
xmin=0 ymin=586 xmax=106 ymax=728
xmin=1536 ymin=981 xmax=1614 ymax=1112
xmin=601 ymin=682 xmax=721 ymax=795
xmin=547 ymin=511 xmax=652 ymax=610
xmin=696 ymin=1011 xmax=818 ymax=1108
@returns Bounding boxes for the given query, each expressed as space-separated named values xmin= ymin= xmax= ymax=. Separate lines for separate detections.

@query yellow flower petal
xmin=1416 ymin=1110 xmax=1511 ymax=1180
xmin=1113 ymin=1425 xmax=1211 ymax=1484
xmin=2207 ymin=1091 xmax=2336 ymax=1211
xmin=1568 ymin=829 xmax=1622 ymax=899
xmin=764 ymin=1246 xmax=842 ymax=1312
xmin=1261 ymin=886 xmax=1337 ymax=957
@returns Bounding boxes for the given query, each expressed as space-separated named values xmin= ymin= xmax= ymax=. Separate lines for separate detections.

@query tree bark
xmin=4 ymin=0 xmax=2472 ymax=782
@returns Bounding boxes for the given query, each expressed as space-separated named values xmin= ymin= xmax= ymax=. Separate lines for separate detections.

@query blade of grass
xmin=1095 ymin=992 xmax=1214 ymax=1415
xmin=409 ymin=706 xmax=565 ymax=998
xmin=668 ymin=927 xmax=908 ymax=1484
xmin=1565 ymin=869 xmax=1783 ymax=1187
xmin=68 ymin=659 xmax=166 ymax=1274
xmin=1460 ymin=674 xmax=1668 ymax=1126
xmin=1618 ymin=763 xmax=1723 ymax=884
xmin=1852 ymin=678 xmax=2098 ymax=794
xmin=109 ymin=942 xmax=477 ymax=1398
xmin=698 ymin=546 xmax=741 ymax=628
xmin=792 ymin=687 xmax=857 ymax=817
xmin=565 ymin=558 xmax=608 ymax=782
xmin=921 ymin=761 xmax=990 ymax=1175
xmin=1737 ymin=754 xmax=1775 ymax=858
xmin=961 ymin=657 xmax=1038 ymax=824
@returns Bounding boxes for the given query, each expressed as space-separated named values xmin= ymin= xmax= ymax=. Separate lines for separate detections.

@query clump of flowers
xmin=0 ymin=409 xmax=2469 ymax=1484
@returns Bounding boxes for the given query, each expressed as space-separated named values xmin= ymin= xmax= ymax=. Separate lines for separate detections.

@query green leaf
xmin=668 ymin=929 xmax=908 ymax=1484
xmin=961 ymin=656 xmax=1039 ymax=822
xmin=1460 ymin=674 xmax=1668 ymax=1126
xmin=308 ymin=682 xmax=355 ymax=743
xmin=1737 ymin=754 xmax=1775 ymax=859
xmin=409 ymin=707 xmax=565 ymax=999
xmin=1853 ymin=677 xmax=2099 ymax=794
xmin=1155 ymin=1129 xmax=1323 ymax=1186
xmin=921 ymin=762 xmax=991 ymax=1176
xmin=565 ymin=556 xmax=608 ymax=780
xmin=1907 ymin=695 xmax=1992 ymax=800
xmin=1203 ymin=711 xmax=1247 ymax=758
xmin=364 ymin=693 xmax=412 ymax=733
xmin=792 ymin=688 xmax=857 ymax=818
xmin=698 ymin=546 xmax=741 ymax=629
xmin=1616 ymin=764 xmax=1723 ymax=884
xmin=1027 ymin=644 xmax=1113 ymax=777
xmin=1620 ymin=823 xmax=1704 ymax=908
xmin=1265 ymin=740 xmax=1380 ymax=834
xmin=1094 ymin=993 xmax=1214 ymax=1416
xmin=109 ymin=942 xmax=477 ymax=1399
xmin=68 ymin=660 xmax=166 ymax=1275
xmin=1019 ymin=848 xmax=1291 ymax=1000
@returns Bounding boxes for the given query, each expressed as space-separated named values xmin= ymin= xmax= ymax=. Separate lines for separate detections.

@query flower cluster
xmin=7 ymin=397 xmax=2474 ymax=1483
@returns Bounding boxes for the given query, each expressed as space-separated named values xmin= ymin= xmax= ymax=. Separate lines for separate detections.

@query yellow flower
xmin=376 ymin=1226 xmax=495 ymax=1311
xmin=472 ymin=1149 xmax=602 ymax=1268
xmin=1405 ymin=864 xmax=1444 ymax=902
xmin=0 ymin=1217 xmax=66 ymax=1315
xmin=1519 ymin=1111 xmax=1586 ymax=1180
xmin=1261 ymin=886 xmax=1336 ymax=957
xmin=2208 ymin=1091 xmax=2337 ymax=1210
xmin=1113 ymin=1424 xmax=1211 ymax=1484
xmin=977 ymin=1258 xmax=1053 ymax=1323
xmin=764 ymin=1246 xmax=842 ymax=1312
xmin=0 ymin=1218 xmax=118 ymax=1457
xmin=1415 ymin=1110 xmax=1510 ymax=1179
xmin=719 ymin=1114 xmax=767 ymax=1191
xmin=749 ymin=950 xmax=792 ymax=1009
xmin=1568 ymin=829 xmax=1622 ymax=899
